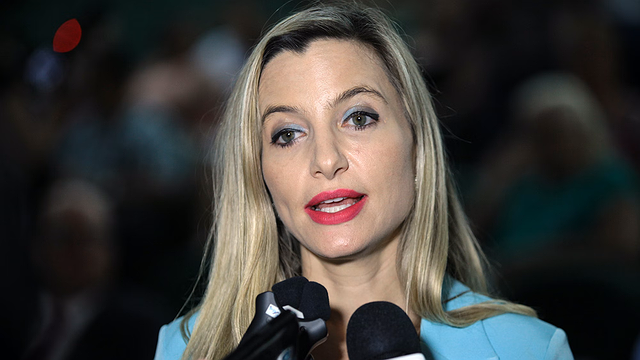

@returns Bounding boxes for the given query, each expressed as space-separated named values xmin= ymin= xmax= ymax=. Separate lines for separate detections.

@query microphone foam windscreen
xmin=346 ymin=301 xmax=421 ymax=360
xmin=299 ymin=281 xmax=331 ymax=321
xmin=272 ymin=276 xmax=309 ymax=309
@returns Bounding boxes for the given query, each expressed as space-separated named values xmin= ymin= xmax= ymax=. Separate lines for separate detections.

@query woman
xmin=155 ymin=3 xmax=573 ymax=360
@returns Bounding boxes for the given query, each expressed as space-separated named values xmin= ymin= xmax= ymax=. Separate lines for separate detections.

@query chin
xmin=303 ymin=238 xmax=373 ymax=262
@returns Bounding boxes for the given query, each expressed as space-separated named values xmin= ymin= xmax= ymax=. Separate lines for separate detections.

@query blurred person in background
xmin=549 ymin=0 xmax=640 ymax=175
xmin=113 ymin=17 xmax=218 ymax=314
xmin=55 ymin=9 xmax=211 ymax=314
xmin=471 ymin=72 xmax=639 ymax=268
xmin=0 ymin=33 xmax=80 ymax=360
xmin=53 ymin=48 xmax=129 ymax=192
xmin=24 ymin=179 xmax=163 ymax=360
xmin=468 ymin=72 xmax=640 ymax=359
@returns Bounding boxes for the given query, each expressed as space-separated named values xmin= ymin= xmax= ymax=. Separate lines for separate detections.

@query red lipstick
xmin=305 ymin=189 xmax=367 ymax=225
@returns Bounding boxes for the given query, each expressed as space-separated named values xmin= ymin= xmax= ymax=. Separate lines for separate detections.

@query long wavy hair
xmin=181 ymin=3 xmax=535 ymax=360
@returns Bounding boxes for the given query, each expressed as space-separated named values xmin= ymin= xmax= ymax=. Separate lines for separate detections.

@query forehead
xmin=258 ymin=39 xmax=393 ymax=108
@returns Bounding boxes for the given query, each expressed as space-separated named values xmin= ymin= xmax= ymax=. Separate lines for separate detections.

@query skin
xmin=259 ymin=39 xmax=419 ymax=359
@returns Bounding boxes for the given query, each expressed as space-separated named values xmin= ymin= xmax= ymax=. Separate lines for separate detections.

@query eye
xmin=343 ymin=110 xmax=379 ymax=130
xmin=271 ymin=128 xmax=305 ymax=147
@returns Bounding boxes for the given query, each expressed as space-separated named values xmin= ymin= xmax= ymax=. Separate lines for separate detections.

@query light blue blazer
xmin=154 ymin=279 xmax=573 ymax=360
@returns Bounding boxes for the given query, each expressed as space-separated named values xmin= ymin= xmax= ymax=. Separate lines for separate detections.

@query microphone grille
xmin=346 ymin=301 xmax=421 ymax=360
xmin=272 ymin=277 xmax=331 ymax=321
xmin=299 ymin=281 xmax=331 ymax=321
xmin=272 ymin=276 xmax=308 ymax=309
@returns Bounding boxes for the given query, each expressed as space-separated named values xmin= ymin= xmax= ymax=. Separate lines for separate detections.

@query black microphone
xmin=280 ymin=279 xmax=330 ymax=358
xmin=224 ymin=277 xmax=330 ymax=360
xmin=223 ymin=309 xmax=300 ymax=360
xmin=346 ymin=301 xmax=425 ymax=360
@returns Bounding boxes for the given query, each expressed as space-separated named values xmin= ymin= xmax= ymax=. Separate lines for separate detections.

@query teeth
xmin=320 ymin=197 xmax=347 ymax=204
xmin=314 ymin=203 xmax=354 ymax=213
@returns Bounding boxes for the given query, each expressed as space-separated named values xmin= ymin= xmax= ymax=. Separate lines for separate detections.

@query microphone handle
xmin=223 ymin=310 xmax=300 ymax=360
xmin=296 ymin=318 xmax=328 ymax=359
xmin=235 ymin=289 xmax=328 ymax=360
xmin=239 ymin=291 xmax=281 ymax=348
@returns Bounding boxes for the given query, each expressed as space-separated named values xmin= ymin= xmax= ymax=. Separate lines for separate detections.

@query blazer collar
xmin=418 ymin=279 xmax=499 ymax=360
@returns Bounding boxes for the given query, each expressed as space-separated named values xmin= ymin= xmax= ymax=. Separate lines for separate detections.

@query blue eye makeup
xmin=270 ymin=125 xmax=306 ymax=147
xmin=268 ymin=108 xmax=379 ymax=149
xmin=342 ymin=108 xmax=380 ymax=130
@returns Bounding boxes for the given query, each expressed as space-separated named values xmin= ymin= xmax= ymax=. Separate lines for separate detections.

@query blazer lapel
xmin=418 ymin=278 xmax=500 ymax=360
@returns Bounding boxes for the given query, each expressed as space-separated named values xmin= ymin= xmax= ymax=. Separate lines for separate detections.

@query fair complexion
xmin=260 ymin=39 xmax=419 ymax=359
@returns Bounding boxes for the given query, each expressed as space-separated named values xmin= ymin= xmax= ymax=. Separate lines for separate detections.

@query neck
xmin=301 ymin=237 xmax=420 ymax=360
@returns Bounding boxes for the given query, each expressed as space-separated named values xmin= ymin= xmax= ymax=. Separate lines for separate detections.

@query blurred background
xmin=1 ymin=0 xmax=639 ymax=359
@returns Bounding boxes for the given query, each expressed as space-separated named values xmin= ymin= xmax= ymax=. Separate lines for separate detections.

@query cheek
xmin=377 ymin=134 xmax=415 ymax=207
xmin=262 ymin=154 xmax=297 ymax=218
xmin=374 ymin=123 xmax=413 ymax=170
xmin=393 ymin=151 xmax=415 ymax=195
xmin=262 ymin=158 xmax=281 ymax=201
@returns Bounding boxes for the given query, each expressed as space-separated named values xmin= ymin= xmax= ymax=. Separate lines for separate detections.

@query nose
xmin=310 ymin=132 xmax=348 ymax=180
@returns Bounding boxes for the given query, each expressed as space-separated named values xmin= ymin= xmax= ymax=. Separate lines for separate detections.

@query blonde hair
xmin=182 ymin=3 xmax=535 ymax=360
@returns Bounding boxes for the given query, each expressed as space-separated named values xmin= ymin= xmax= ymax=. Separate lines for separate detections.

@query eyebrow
xmin=331 ymin=86 xmax=388 ymax=107
xmin=261 ymin=85 xmax=387 ymax=123
xmin=261 ymin=105 xmax=303 ymax=123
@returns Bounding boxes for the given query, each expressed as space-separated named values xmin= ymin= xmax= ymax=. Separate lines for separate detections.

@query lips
xmin=305 ymin=189 xmax=367 ymax=225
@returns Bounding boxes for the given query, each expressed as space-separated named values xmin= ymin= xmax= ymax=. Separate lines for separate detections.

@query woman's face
xmin=259 ymin=39 xmax=415 ymax=260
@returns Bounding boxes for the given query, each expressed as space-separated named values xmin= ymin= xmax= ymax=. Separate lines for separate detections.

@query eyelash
xmin=269 ymin=110 xmax=380 ymax=148
xmin=343 ymin=110 xmax=379 ymax=130
xmin=270 ymin=128 xmax=303 ymax=148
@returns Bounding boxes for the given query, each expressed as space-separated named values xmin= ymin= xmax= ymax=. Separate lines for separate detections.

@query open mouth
xmin=305 ymin=189 xmax=367 ymax=225
xmin=311 ymin=196 xmax=365 ymax=213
